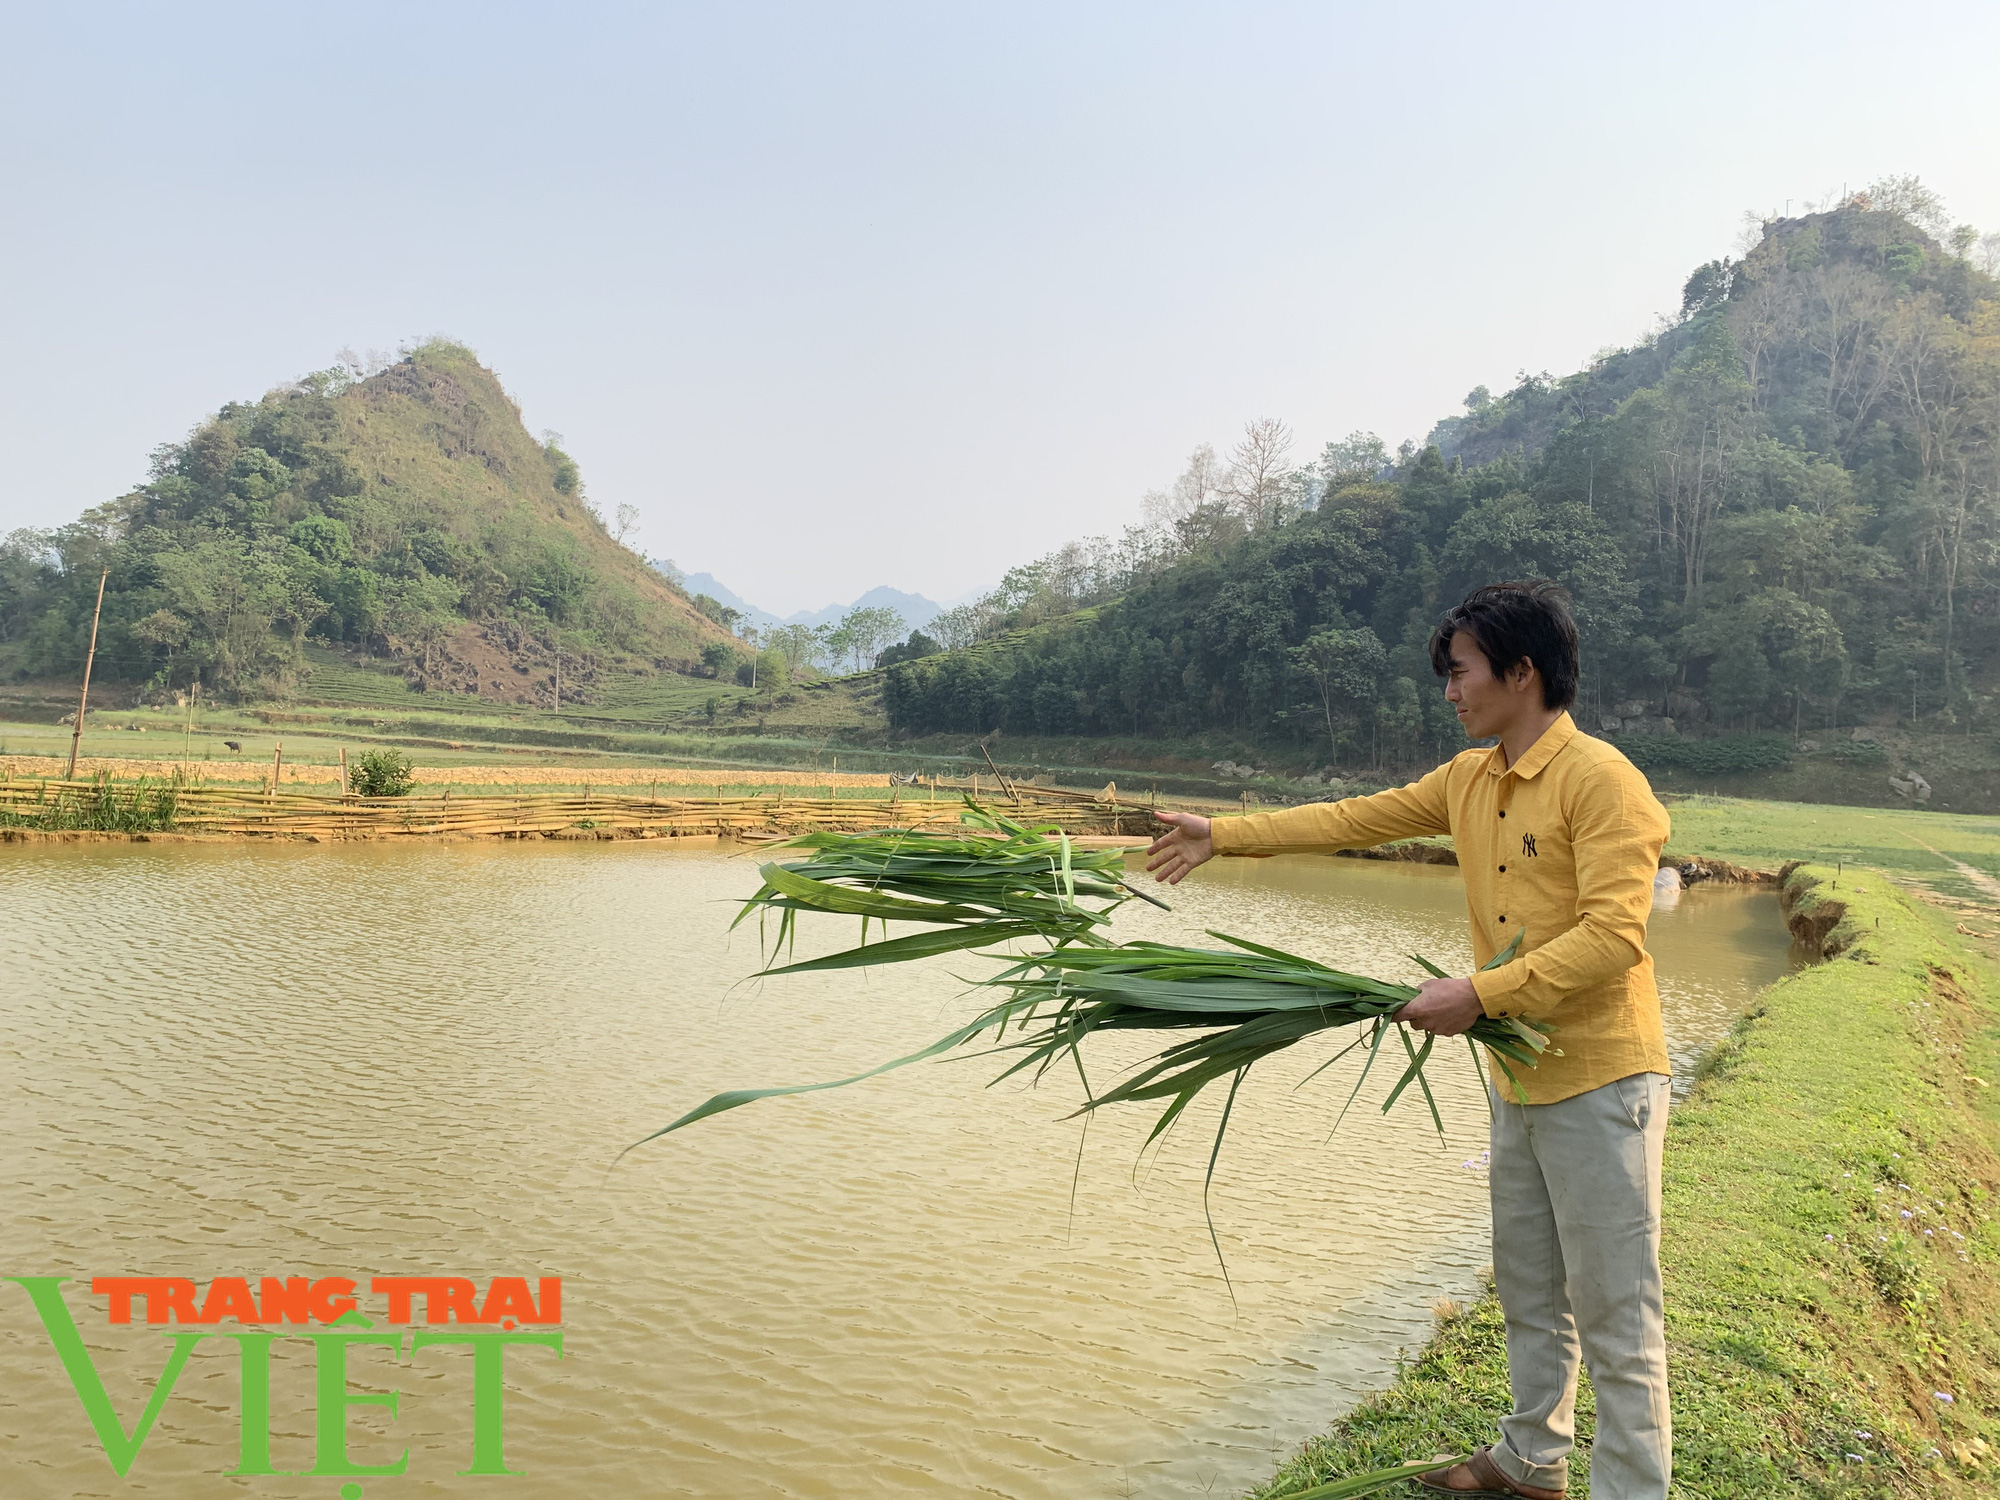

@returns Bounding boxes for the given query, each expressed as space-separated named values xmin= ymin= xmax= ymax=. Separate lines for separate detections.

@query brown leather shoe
xmin=1412 ymin=1445 xmax=1565 ymax=1499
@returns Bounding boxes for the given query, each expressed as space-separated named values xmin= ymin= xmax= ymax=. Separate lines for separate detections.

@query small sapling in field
xmin=350 ymin=748 xmax=414 ymax=797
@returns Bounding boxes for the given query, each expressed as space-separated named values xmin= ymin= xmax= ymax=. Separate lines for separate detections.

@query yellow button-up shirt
xmin=1208 ymin=713 xmax=1671 ymax=1104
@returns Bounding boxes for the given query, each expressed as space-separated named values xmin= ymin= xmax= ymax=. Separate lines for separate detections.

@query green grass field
xmin=1664 ymin=796 xmax=2000 ymax=903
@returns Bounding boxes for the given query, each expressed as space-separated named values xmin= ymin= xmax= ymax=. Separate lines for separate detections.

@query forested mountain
xmin=0 ymin=341 xmax=724 ymax=702
xmin=886 ymin=187 xmax=2000 ymax=769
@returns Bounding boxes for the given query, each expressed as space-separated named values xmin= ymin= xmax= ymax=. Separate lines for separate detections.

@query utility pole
xmin=65 ymin=568 xmax=109 ymax=780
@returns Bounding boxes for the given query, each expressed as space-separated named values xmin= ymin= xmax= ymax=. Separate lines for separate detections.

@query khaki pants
xmin=1487 ymin=1072 xmax=1672 ymax=1499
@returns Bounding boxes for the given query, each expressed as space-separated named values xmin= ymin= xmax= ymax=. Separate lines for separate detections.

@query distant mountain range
xmin=675 ymin=573 xmax=961 ymax=635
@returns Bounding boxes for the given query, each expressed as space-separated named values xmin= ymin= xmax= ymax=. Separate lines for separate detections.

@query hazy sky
xmin=4 ymin=3 xmax=1997 ymax=616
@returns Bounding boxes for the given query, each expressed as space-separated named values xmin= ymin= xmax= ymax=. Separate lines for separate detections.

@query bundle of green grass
xmin=638 ymin=801 xmax=1551 ymax=1147
xmin=730 ymin=803 xmax=1143 ymax=973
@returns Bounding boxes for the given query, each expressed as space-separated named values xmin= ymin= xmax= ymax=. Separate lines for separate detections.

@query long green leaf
xmin=1267 ymin=1456 xmax=1463 ymax=1498
xmin=756 ymin=921 xmax=1046 ymax=974
xmin=615 ymin=1007 xmax=1010 ymax=1163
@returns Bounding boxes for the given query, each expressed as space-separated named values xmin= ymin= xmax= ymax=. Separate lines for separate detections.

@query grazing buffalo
xmin=223 ymin=740 xmax=242 ymax=752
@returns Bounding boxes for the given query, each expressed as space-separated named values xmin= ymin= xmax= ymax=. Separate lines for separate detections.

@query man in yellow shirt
xmin=1146 ymin=582 xmax=1672 ymax=1500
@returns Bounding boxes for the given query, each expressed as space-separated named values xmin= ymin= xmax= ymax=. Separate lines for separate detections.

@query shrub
xmin=1616 ymin=734 xmax=1794 ymax=775
xmin=350 ymin=748 xmax=414 ymax=796
xmin=1819 ymin=738 xmax=1889 ymax=763
xmin=701 ymin=641 xmax=738 ymax=679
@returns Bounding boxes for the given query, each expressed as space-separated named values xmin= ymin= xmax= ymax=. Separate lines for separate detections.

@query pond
xmin=0 ymin=842 xmax=1796 ymax=1499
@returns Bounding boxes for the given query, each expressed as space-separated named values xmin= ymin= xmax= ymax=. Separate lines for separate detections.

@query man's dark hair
xmin=1426 ymin=580 xmax=1579 ymax=711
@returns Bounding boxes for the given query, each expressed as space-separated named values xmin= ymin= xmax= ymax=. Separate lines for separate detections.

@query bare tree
xmin=1726 ymin=269 xmax=1800 ymax=408
xmin=1223 ymin=418 xmax=1295 ymax=529
xmin=1141 ymin=445 xmax=1228 ymax=535
xmin=1881 ymin=296 xmax=1972 ymax=484
xmin=1860 ymin=174 xmax=1952 ymax=238
xmin=612 ymin=503 xmax=641 ymax=545
xmin=1800 ymin=264 xmax=1894 ymax=453
xmin=1622 ymin=326 xmax=1756 ymax=621
xmin=1883 ymin=309 xmax=1996 ymax=704
xmin=928 ymin=605 xmax=981 ymax=651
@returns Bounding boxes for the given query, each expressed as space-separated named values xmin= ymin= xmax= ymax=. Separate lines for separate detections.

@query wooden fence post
xmin=339 ymin=746 xmax=349 ymax=798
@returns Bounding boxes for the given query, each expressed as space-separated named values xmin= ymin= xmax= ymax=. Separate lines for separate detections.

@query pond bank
xmin=0 ymin=779 xmax=1163 ymax=840
xmin=1255 ymin=863 xmax=2000 ymax=1498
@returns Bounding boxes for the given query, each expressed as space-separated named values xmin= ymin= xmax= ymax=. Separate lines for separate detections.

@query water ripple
xmin=0 ymin=843 xmax=1791 ymax=1498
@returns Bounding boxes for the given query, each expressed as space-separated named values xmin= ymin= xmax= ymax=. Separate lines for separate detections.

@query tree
xmin=1800 ymin=263 xmax=1895 ymax=453
xmin=1142 ymin=445 xmax=1229 ymax=537
xmin=877 ymin=629 xmax=940 ymax=667
xmin=1317 ymin=430 xmax=1389 ymax=484
xmin=829 ymin=605 xmax=905 ymax=671
xmin=766 ymin=623 xmax=825 ymax=675
xmin=543 ymin=437 xmax=581 ymax=496
xmin=928 ymin=605 xmax=982 ymax=651
xmin=1681 ymin=258 xmax=1735 ymax=318
xmin=1224 ymin=418 xmax=1295 ymax=529
xmin=1615 ymin=317 xmax=1756 ymax=625
xmin=350 ymin=748 xmax=414 ymax=797
xmin=690 ymin=594 xmax=741 ymax=632
xmin=387 ymin=572 xmax=463 ymax=681
xmin=1290 ymin=628 xmax=1386 ymax=756
xmin=700 ymin=640 xmax=739 ymax=679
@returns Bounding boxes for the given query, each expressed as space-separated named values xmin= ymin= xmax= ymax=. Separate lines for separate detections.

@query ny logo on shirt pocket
xmin=1522 ymin=833 xmax=1538 ymax=858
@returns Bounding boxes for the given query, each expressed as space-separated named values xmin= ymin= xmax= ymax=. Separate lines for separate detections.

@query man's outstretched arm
xmin=1144 ymin=762 xmax=1455 ymax=885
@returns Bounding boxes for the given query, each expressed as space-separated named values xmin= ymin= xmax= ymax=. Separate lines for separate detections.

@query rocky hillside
xmin=0 ymin=340 xmax=730 ymax=703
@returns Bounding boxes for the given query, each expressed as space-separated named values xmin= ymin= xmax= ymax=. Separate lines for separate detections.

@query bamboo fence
xmin=0 ymin=773 xmax=1167 ymax=841
xmin=0 ymin=755 xmax=896 ymax=790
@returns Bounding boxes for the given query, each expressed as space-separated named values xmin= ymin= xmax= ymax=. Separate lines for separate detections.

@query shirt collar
xmin=1485 ymin=711 xmax=1577 ymax=780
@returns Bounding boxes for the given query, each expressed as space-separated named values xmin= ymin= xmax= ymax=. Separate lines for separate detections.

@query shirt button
xmin=1499 ymin=811 xmax=1507 ymax=818
xmin=1498 ymin=865 xmax=1506 ymax=873
xmin=1498 ymin=915 xmax=1507 ymax=922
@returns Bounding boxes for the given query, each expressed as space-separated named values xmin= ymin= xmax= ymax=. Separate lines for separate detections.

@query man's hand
xmin=1144 ymin=810 xmax=1213 ymax=885
xmin=1396 ymin=975 xmax=1485 ymax=1036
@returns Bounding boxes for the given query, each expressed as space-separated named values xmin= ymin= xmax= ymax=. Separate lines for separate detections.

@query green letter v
xmin=7 ymin=1278 xmax=205 ymax=1476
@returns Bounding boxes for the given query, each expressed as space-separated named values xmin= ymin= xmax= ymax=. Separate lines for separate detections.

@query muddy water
xmin=0 ymin=844 xmax=1794 ymax=1499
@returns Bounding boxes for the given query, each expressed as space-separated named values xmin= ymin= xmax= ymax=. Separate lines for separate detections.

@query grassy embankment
xmin=1253 ymin=862 xmax=2000 ymax=1498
